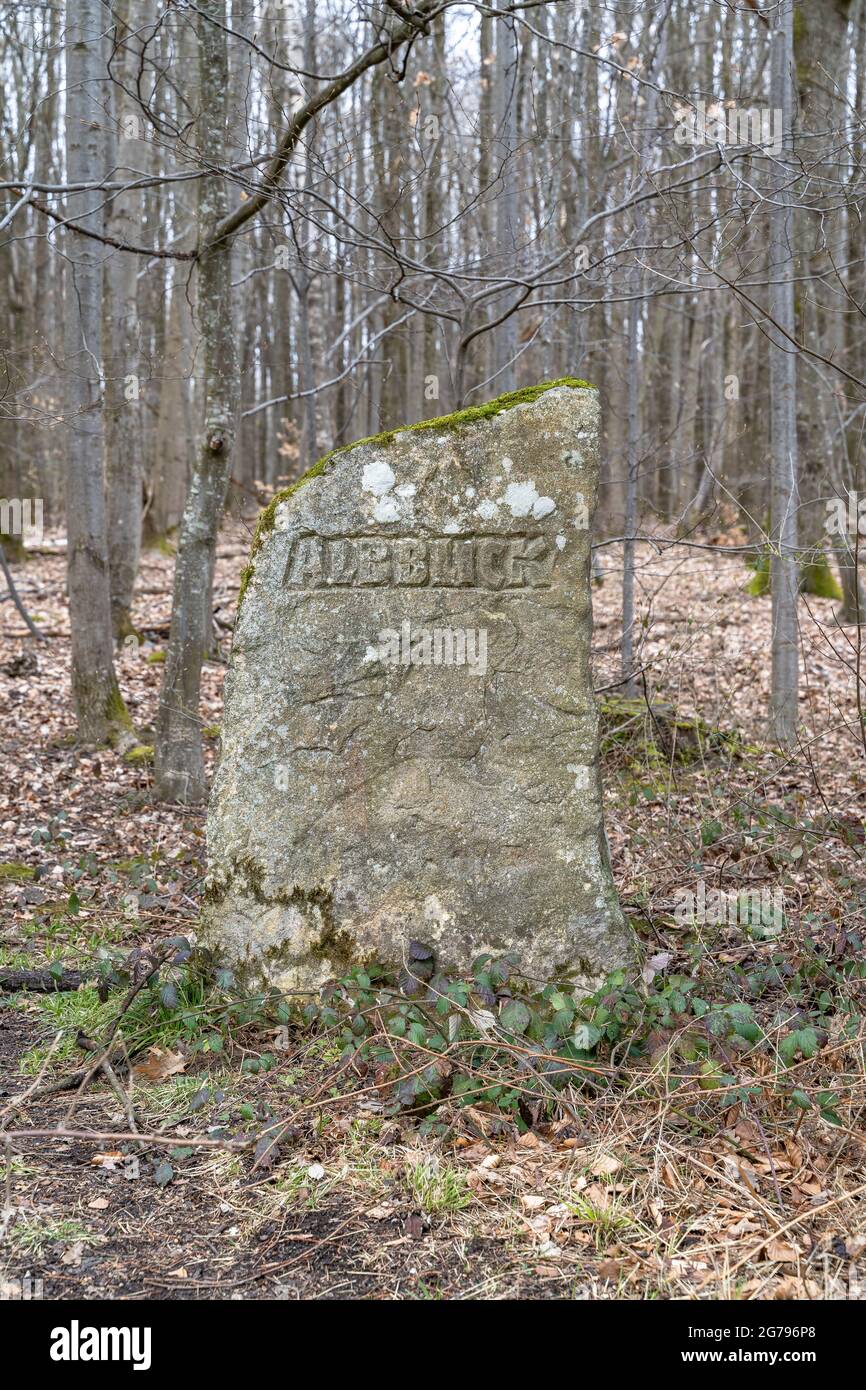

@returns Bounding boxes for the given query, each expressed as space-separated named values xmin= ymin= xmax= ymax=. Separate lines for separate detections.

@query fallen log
xmin=0 ymin=966 xmax=92 ymax=993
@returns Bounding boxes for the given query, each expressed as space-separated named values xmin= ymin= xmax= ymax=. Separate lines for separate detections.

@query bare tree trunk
xmin=146 ymin=14 xmax=198 ymax=542
xmin=768 ymin=0 xmax=800 ymax=744
xmin=154 ymin=0 xmax=237 ymax=802
xmin=621 ymin=7 xmax=667 ymax=690
xmin=105 ymin=0 xmax=144 ymax=639
xmin=621 ymin=286 xmax=641 ymax=691
xmin=63 ymin=0 xmax=126 ymax=740
xmin=492 ymin=14 xmax=519 ymax=390
xmin=149 ymin=270 xmax=197 ymax=539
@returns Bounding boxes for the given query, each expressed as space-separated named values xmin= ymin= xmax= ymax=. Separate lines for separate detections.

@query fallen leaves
xmin=762 ymin=1237 xmax=803 ymax=1264
xmin=131 ymin=1046 xmax=185 ymax=1083
xmin=590 ymin=1152 xmax=623 ymax=1177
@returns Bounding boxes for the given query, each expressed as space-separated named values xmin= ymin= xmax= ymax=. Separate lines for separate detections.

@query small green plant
xmin=21 ymin=988 xmax=117 ymax=1073
xmin=568 ymin=1193 xmax=633 ymax=1250
xmin=7 ymin=1218 xmax=98 ymax=1257
xmin=294 ymin=926 xmax=862 ymax=1126
xmin=406 ymin=1160 xmax=471 ymax=1214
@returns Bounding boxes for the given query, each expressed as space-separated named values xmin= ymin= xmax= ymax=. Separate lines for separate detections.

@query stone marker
xmin=204 ymin=379 xmax=634 ymax=992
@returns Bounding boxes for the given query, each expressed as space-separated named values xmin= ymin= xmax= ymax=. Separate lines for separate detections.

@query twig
xmin=0 ymin=542 xmax=46 ymax=640
xmin=1 ymin=1127 xmax=252 ymax=1152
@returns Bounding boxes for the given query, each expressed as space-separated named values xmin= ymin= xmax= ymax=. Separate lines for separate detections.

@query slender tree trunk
xmin=105 ymin=0 xmax=144 ymax=639
xmin=154 ymin=0 xmax=237 ymax=802
xmin=63 ymin=0 xmax=126 ymax=740
xmin=492 ymin=14 xmax=519 ymax=390
xmin=768 ymin=0 xmax=800 ymax=743
xmin=146 ymin=14 xmax=198 ymax=542
xmin=149 ymin=270 xmax=197 ymax=539
xmin=621 ymin=8 xmax=667 ymax=690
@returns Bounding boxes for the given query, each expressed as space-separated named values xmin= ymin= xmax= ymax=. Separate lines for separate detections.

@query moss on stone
xmin=800 ymin=556 xmax=843 ymax=601
xmin=746 ymin=549 xmax=843 ymax=601
xmin=113 ymin=613 xmax=140 ymax=645
xmin=122 ymin=743 xmax=154 ymax=765
xmin=1 ymin=536 xmax=26 ymax=564
xmin=236 ymin=453 xmax=330 ymax=608
xmin=144 ymin=532 xmax=178 ymax=556
xmin=205 ymin=854 xmax=352 ymax=976
xmin=236 ymin=377 xmax=594 ymax=609
xmin=322 ymin=376 xmax=595 ymax=461
xmin=601 ymin=694 xmax=740 ymax=766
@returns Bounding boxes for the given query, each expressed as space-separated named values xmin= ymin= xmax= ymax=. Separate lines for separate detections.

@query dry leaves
xmin=131 ymin=1046 xmax=185 ymax=1083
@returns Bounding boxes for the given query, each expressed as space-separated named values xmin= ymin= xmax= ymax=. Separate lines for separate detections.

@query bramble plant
xmin=28 ymin=927 xmax=863 ymax=1136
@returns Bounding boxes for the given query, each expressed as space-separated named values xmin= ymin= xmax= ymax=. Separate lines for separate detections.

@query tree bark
xmin=63 ymin=0 xmax=126 ymax=740
xmin=768 ymin=0 xmax=800 ymax=744
xmin=492 ymin=15 xmax=519 ymax=391
xmin=154 ymin=0 xmax=237 ymax=802
xmin=104 ymin=0 xmax=145 ymax=640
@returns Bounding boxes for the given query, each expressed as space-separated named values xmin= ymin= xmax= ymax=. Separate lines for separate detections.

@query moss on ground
xmin=237 ymin=377 xmax=593 ymax=607
xmin=0 ymin=862 xmax=36 ymax=882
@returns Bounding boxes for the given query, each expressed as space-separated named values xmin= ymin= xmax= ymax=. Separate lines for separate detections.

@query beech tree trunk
xmin=154 ymin=0 xmax=237 ymax=802
xmin=768 ymin=0 xmax=800 ymax=744
xmin=492 ymin=15 xmax=519 ymax=391
xmin=63 ymin=0 xmax=126 ymax=739
xmin=105 ymin=0 xmax=145 ymax=639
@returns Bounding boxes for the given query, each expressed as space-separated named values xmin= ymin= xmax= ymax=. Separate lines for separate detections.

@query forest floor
xmin=1 ymin=521 xmax=865 ymax=1301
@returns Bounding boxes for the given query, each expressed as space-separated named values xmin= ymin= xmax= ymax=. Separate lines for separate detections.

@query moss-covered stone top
xmin=237 ymin=378 xmax=595 ymax=607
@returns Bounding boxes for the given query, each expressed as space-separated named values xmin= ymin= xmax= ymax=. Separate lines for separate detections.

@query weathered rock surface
xmin=203 ymin=381 xmax=634 ymax=991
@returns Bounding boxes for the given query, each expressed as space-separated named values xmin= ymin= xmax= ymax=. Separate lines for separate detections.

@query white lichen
xmin=362 ymin=461 xmax=396 ymax=497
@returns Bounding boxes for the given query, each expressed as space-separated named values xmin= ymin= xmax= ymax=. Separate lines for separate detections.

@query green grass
xmin=20 ymin=988 xmax=117 ymax=1073
xmin=406 ymin=1160 xmax=471 ymax=1214
xmin=0 ymin=1155 xmax=39 ymax=1181
xmin=275 ymin=1164 xmax=335 ymax=1210
xmin=7 ymin=1218 xmax=98 ymax=1257
xmin=21 ymin=911 xmax=132 ymax=951
xmin=139 ymin=1075 xmax=231 ymax=1120
xmin=0 ymin=947 xmax=31 ymax=970
xmin=20 ymin=970 xmax=215 ymax=1075
xmin=567 ymin=1193 xmax=635 ymax=1250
